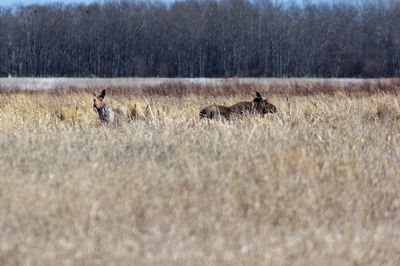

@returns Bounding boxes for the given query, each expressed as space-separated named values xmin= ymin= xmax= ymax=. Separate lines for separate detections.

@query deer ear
xmin=253 ymin=91 xmax=262 ymax=102
xmin=100 ymin=89 xmax=106 ymax=99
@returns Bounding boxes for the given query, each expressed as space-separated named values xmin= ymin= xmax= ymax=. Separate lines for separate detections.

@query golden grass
xmin=0 ymin=89 xmax=400 ymax=265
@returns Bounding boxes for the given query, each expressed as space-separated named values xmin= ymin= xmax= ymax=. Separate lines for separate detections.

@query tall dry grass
xmin=0 ymin=80 xmax=400 ymax=265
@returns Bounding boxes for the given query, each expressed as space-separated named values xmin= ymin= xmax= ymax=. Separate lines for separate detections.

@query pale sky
xmin=1 ymin=0 xmax=102 ymax=5
xmin=0 ymin=0 xmax=369 ymax=8
xmin=0 ymin=0 xmax=326 ymax=7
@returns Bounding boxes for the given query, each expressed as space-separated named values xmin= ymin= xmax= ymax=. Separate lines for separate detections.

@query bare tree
xmin=0 ymin=0 xmax=399 ymax=78
xmin=0 ymin=9 xmax=7 ymax=77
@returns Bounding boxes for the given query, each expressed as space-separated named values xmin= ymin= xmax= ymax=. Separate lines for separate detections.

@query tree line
xmin=0 ymin=0 xmax=399 ymax=78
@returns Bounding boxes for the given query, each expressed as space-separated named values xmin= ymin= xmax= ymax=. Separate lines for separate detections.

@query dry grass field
xmin=0 ymin=78 xmax=400 ymax=265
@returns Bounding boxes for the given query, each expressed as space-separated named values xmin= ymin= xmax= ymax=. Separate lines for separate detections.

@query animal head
xmin=252 ymin=91 xmax=277 ymax=114
xmin=93 ymin=89 xmax=106 ymax=112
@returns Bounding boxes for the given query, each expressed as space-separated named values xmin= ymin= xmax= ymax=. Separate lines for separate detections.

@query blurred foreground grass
xmin=0 ymin=88 xmax=400 ymax=265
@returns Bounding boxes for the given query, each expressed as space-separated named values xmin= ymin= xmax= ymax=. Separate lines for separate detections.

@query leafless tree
xmin=0 ymin=0 xmax=399 ymax=78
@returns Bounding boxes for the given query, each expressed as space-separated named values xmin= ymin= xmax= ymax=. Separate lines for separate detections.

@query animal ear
xmin=100 ymin=89 xmax=106 ymax=99
xmin=253 ymin=91 xmax=263 ymax=102
xmin=253 ymin=91 xmax=262 ymax=102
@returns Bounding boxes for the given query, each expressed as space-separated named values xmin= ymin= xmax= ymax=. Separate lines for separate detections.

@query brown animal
xmin=199 ymin=91 xmax=277 ymax=119
xmin=93 ymin=89 xmax=123 ymax=123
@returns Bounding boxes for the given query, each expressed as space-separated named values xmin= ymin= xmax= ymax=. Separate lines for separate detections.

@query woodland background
xmin=0 ymin=0 xmax=399 ymax=78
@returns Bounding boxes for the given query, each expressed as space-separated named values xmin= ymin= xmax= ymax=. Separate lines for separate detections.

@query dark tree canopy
xmin=0 ymin=0 xmax=399 ymax=78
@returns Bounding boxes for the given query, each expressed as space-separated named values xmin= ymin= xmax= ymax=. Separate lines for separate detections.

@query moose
xmin=199 ymin=91 xmax=277 ymax=119
xmin=93 ymin=89 xmax=123 ymax=123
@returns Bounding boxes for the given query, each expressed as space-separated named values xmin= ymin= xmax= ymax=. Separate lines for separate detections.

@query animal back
xmin=229 ymin=102 xmax=253 ymax=115
xmin=200 ymin=105 xmax=230 ymax=119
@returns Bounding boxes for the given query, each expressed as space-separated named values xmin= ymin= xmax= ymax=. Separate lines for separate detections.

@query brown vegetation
xmin=0 ymin=79 xmax=400 ymax=265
